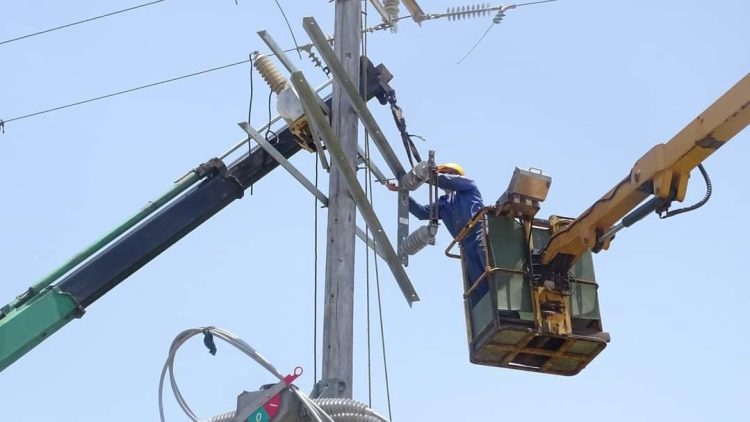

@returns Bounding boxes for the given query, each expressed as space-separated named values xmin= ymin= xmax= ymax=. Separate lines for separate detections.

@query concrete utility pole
xmin=321 ymin=0 xmax=361 ymax=398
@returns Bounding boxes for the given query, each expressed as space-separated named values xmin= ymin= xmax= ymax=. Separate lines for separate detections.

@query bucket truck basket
xmin=448 ymin=208 xmax=610 ymax=376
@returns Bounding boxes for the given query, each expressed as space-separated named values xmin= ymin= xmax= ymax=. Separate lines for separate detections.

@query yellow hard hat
xmin=437 ymin=162 xmax=465 ymax=176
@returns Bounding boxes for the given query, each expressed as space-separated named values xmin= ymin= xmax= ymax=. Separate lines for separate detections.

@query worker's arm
xmin=436 ymin=174 xmax=477 ymax=192
xmin=386 ymin=181 xmax=437 ymax=220
xmin=408 ymin=196 xmax=436 ymax=220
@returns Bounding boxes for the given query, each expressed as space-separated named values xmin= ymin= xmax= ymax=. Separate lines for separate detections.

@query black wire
xmin=265 ymin=128 xmax=279 ymax=144
xmin=0 ymin=1 xmax=166 ymax=46
xmin=265 ymin=91 xmax=277 ymax=143
xmin=373 ymin=237 xmax=393 ymax=422
xmin=362 ymin=11 xmax=392 ymax=416
xmin=3 ymin=58 xmax=251 ymax=126
xmin=273 ymin=0 xmax=303 ymax=61
xmin=660 ymin=164 xmax=713 ymax=219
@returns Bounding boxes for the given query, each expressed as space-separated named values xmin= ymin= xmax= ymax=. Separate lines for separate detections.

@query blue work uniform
xmin=408 ymin=174 xmax=487 ymax=295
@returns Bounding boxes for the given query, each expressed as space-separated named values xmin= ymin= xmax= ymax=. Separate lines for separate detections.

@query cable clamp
xmin=0 ymin=119 xmax=5 ymax=134
xmin=202 ymin=327 xmax=217 ymax=356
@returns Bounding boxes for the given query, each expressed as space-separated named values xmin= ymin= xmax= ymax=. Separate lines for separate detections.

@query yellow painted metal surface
xmin=542 ymin=73 xmax=750 ymax=267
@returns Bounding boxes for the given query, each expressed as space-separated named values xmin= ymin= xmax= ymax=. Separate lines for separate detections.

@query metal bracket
xmin=193 ymin=157 xmax=228 ymax=178
xmin=258 ymin=30 xmax=299 ymax=74
xmin=304 ymin=16 xmax=415 ymax=266
xmin=402 ymin=0 xmax=427 ymax=23
xmin=397 ymin=188 xmax=410 ymax=265
xmin=356 ymin=145 xmax=388 ymax=184
xmin=368 ymin=0 xmax=392 ymax=24
xmin=355 ymin=225 xmax=387 ymax=262
xmin=303 ymin=17 xmax=406 ymax=180
xmin=292 ymin=70 xmax=419 ymax=305
xmin=240 ymin=122 xmax=383 ymax=256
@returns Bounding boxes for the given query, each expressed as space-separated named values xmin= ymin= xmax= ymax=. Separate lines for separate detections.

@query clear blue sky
xmin=1 ymin=1 xmax=749 ymax=420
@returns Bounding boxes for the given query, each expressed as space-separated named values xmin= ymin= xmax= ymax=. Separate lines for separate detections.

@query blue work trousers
xmin=462 ymin=236 xmax=487 ymax=297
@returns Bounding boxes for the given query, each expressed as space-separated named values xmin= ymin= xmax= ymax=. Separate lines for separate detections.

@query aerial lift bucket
xmin=448 ymin=169 xmax=609 ymax=376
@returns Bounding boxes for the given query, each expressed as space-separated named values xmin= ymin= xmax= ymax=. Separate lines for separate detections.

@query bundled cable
xmin=158 ymin=326 xmax=390 ymax=422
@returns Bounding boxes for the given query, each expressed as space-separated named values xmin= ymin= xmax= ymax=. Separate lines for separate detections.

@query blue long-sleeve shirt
xmin=408 ymin=174 xmax=484 ymax=242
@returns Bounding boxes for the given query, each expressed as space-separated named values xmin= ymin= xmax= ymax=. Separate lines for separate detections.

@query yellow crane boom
xmin=542 ymin=73 xmax=750 ymax=270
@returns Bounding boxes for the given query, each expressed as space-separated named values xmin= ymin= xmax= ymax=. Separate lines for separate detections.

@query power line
xmin=2 ymin=58 xmax=251 ymax=127
xmin=0 ymin=1 xmax=167 ymax=47
xmin=1 ymin=35 xmax=319 ymax=130
xmin=273 ymin=0 xmax=303 ymax=60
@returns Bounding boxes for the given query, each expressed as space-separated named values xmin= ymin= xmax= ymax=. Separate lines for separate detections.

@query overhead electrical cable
xmin=361 ymin=7 xmax=392 ymax=416
xmin=273 ymin=0 xmax=303 ymax=60
xmin=2 ymin=58 xmax=251 ymax=128
xmin=0 ymin=0 xmax=166 ymax=46
xmin=1 ymin=24 xmax=400 ymax=130
xmin=456 ymin=0 xmax=561 ymax=64
xmin=369 ymin=159 xmax=393 ymax=422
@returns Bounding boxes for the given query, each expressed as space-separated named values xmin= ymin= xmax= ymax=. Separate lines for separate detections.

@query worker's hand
xmin=385 ymin=182 xmax=399 ymax=192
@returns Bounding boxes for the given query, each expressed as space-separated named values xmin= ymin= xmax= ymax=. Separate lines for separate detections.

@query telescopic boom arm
xmin=541 ymin=73 xmax=750 ymax=272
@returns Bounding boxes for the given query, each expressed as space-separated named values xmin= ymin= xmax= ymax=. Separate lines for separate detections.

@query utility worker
xmin=388 ymin=163 xmax=488 ymax=297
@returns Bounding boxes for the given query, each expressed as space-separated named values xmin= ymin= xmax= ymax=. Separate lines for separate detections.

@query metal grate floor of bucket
xmin=471 ymin=325 xmax=608 ymax=376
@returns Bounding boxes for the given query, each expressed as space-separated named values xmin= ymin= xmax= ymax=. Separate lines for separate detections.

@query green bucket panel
xmin=530 ymin=226 xmax=550 ymax=254
xmin=570 ymin=252 xmax=596 ymax=282
xmin=485 ymin=214 xmax=601 ymax=321
xmin=569 ymin=281 xmax=601 ymax=320
xmin=486 ymin=216 xmax=526 ymax=270
xmin=470 ymin=292 xmax=493 ymax=337
xmin=492 ymin=271 xmax=534 ymax=319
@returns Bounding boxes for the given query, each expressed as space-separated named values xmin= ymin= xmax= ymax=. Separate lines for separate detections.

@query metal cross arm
xmin=291 ymin=70 xmax=420 ymax=305
xmin=239 ymin=121 xmax=387 ymax=262
xmin=303 ymin=16 xmax=413 ymax=266
xmin=356 ymin=145 xmax=388 ymax=184
xmin=239 ymin=122 xmax=329 ymax=206
xmin=401 ymin=0 xmax=427 ymax=23
xmin=257 ymin=30 xmax=300 ymax=74
xmin=303 ymin=16 xmax=407 ymax=180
